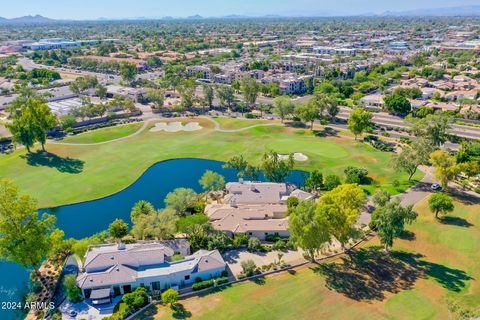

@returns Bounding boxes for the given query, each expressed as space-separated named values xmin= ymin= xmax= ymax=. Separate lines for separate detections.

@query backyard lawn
xmin=0 ymin=117 xmax=419 ymax=208
xmin=60 ymin=122 xmax=144 ymax=144
xmin=133 ymin=195 xmax=480 ymax=320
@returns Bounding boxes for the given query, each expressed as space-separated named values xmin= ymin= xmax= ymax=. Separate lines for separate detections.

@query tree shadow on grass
xmin=450 ymin=190 xmax=480 ymax=206
xmin=398 ymin=230 xmax=416 ymax=241
xmin=312 ymin=246 xmax=472 ymax=301
xmin=172 ymin=303 xmax=192 ymax=319
xmin=439 ymin=216 xmax=473 ymax=228
xmin=23 ymin=151 xmax=84 ymax=174
xmin=252 ymin=276 xmax=266 ymax=285
xmin=133 ymin=304 xmax=157 ymax=320
xmin=314 ymin=127 xmax=339 ymax=138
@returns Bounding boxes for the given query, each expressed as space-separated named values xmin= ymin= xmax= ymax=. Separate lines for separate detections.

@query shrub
xmin=161 ymin=288 xmax=179 ymax=306
xmin=122 ymin=287 xmax=149 ymax=311
xmin=232 ymin=234 xmax=249 ymax=247
xmin=30 ymin=280 xmax=43 ymax=294
xmin=215 ymin=277 xmax=229 ymax=285
xmin=63 ymin=275 xmax=83 ymax=303
xmin=265 ymin=234 xmax=284 ymax=242
xmin=192 ymin=279 xmax=215 ymax=291
xmin=272 ymin=239 xmax=288 ymax=251
xmin=171 ymin=254 xmax=184 ymax=261
xmin=247 ymin=237 xmax=261 ymax=251
xmin=221 ymin=270 xmax=228 ymax=277
xmin=286 ymin=197 xmax=299 ymax=210
xmin=241 ymin=259 xmax=257 ymax=276
xmin=399 ymin=137 xmax=412 ymax=145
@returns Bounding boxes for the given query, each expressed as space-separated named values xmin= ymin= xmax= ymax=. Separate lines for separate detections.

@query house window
xmin=151 ymin=281 xmax=161 ymax=291
xmin=185 ymin=275 xmax=190 ymax=281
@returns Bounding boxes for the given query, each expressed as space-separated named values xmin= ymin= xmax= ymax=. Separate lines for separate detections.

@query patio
xmin=60 ymin=295 xmax=122 ymax=320
xmin=223 ymin=248 xmax=306 ymax=276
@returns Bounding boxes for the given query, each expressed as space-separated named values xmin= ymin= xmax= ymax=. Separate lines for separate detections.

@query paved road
xmin=337 ymin=107 xmax=480 ymax=140
xmin=398 ymin=167 xmax=436 ymax=207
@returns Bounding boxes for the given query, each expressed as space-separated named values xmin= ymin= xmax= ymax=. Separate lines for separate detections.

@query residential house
xmin=76 ymin=241 xmax=226 ymax=304
xmin=360 ymin=94 xmax=385 ymax=110
xmin=445 ymin=90 xmax=478 ymax=102
xmin=206 ymin=203 xmax=290 ymax=240
xmin=205 ymin=181 xmax=313 ymax=239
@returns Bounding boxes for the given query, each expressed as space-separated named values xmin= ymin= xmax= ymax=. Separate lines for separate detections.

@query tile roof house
xmin=208 ymin=181 xmax=314 ymax=240
xmin=76 ymin=241 xmax=225 ymax=304
xmin=206 ymin=204 xmax=290 ymax=240
xmin=224 ymin=181 xmax=289 ymax=205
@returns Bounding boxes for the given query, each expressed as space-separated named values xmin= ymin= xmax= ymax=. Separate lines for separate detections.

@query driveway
xmin=223 ymin=248 xmax=305 ymax=276
xmin=60 ymin=296 xmax=122 ymax=320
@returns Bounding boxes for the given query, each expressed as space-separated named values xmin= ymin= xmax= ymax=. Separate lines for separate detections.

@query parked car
xmin=431 ymin=183 xmax=442 ymax=191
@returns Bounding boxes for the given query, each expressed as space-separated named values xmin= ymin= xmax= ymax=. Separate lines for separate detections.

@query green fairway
xmin=0 ymin=117 xmax=419 ymax=208
xmin=61 ymin=122 xmax=144 ymax=144
xmin=133 ymin=196 xmax=480 ymax=320
xmin=212 ymin=117 xmax=272 ymax=130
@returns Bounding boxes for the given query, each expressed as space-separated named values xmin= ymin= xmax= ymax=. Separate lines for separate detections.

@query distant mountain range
xmin=0 ymin=6 xmax=479 ymax=24
xmin=379 ymin=5 xmax=480 ymax=17
xmin=0 ymin=15 xmax=56 ymax=24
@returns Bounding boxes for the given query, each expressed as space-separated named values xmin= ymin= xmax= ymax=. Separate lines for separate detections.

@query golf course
xmin=134 ymin=195 xmax=480 ymax=320
xmin=0 ymin=117 xmax=419 ymax=208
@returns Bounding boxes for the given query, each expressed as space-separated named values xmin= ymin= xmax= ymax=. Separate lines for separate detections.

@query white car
xmin=431 ymin=183 xmax=442 ymax=191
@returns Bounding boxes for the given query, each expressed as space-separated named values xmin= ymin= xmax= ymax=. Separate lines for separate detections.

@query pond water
xmin=0 ymin=158 xmax=306 ymax=319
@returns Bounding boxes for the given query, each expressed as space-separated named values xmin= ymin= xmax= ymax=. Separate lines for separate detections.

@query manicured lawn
xmin=0 ymin=117 xmax=419 ymax=208
xmin=212 ymin=117 xmax=273 ymax=130
xmin=134 ymin=196 xmax=479 ymax=320
xmin=61 ymin=122 xmax=144 ymax=144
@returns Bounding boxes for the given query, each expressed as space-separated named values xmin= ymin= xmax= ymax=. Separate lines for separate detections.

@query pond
xmin=0 ymin=158 xmax=306 ymax=319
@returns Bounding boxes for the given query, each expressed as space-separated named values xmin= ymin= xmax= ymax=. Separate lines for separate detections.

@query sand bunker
xmin=150 ymin=121 xmax=203 ymax=133
xmin=278 ymin=153 xmax=309 ymax=162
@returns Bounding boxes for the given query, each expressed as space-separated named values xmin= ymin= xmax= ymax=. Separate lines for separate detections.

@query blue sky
xmin=1 ymin=0 xmax=479 ymax=19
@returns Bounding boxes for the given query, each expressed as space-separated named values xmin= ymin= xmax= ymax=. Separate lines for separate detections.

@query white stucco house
xmin=76 ymin=241 xmax=226 ymax=304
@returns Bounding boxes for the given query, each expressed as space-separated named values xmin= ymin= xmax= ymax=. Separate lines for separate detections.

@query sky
xmin=1 ymin=0 xmax=479 ymax=19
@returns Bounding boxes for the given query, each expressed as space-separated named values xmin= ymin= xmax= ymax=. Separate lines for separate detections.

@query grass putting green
xmin=133 ymin=196 xmax=479 ymax=320
xmin=0 ymin=117 xmax=420 ymax=208
xmin=60 ymin=122 xmax=144 ymax=144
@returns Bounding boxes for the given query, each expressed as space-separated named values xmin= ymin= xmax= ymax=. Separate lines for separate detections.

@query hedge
xmin=215 ymin=277 xmax=229 ymax=285
xmin=192 ymin=279 xmax=215 ymax=291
